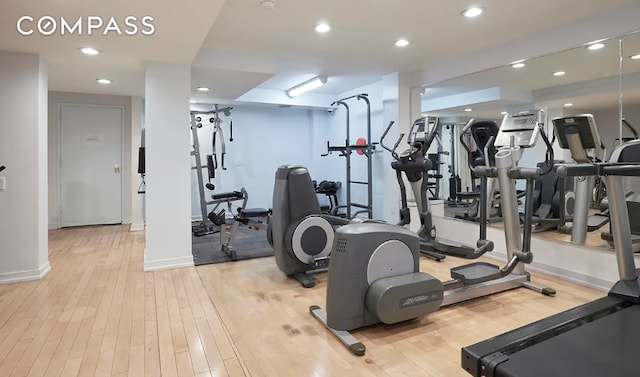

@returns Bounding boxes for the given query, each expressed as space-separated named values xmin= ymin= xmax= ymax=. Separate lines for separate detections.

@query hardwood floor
xmin=0 ymin=225 xmax=604 ymax=376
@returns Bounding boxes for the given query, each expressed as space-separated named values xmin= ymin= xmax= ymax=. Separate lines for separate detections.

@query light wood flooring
xmin=0 ymin=225 xmax=605 ymax=377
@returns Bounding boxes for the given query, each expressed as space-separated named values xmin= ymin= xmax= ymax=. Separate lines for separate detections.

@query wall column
xmin=0 ymin=51 xmax=49 ymax=283
xmin=144 ymin=63 xmax=193 ymax=271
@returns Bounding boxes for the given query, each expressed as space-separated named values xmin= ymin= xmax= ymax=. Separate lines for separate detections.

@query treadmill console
xmin=495 ymin=110 xmax=544 ymax=148
xmin=408 ymin=116 xmax=437 ymax=145
xmin=407 ymin=116 xmax=438 ymax=153
xmin=552 ymin=114 xmax=601 ymax=150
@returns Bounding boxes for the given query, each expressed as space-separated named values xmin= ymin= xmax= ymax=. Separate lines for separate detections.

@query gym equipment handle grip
xmin=555 ymin=164 xmax=598 ymax=177
xmin=603 ymin=164 xmax=640 ymax=176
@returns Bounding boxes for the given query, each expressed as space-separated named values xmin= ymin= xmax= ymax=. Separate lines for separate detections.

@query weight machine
xmin=190 ymin=105 xmax=234 ymax=236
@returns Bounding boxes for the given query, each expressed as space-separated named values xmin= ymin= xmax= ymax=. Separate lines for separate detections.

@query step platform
xmin=450 ymin=262 xmax=500 ymax=284
xmin=587 ymin=214 xmax=609 ymax=231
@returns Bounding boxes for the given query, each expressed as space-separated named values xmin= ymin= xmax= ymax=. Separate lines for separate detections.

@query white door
xmin=60 ymin=105 xmax=123 ymax=227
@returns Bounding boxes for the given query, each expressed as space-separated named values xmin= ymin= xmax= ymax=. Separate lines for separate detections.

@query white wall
xmin=0 ymin=50 xmax=50 ymax=283
xmin=189 ymin=105 xmax=324 ymax=216
xmin=144 ymin=63 xmax=193 ymax=271
xmin=48 ymin=91 xmax=137 ymax=229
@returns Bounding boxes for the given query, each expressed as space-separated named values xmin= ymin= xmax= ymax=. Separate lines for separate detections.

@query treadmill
xmin=461 ymin=115 xmax=640 ymax=377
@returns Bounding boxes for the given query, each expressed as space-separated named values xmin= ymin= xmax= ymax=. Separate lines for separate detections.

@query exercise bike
xmin=311 ymin=110 xmax=556 ymax=356
xmin=380 ymin=117 xmax=494 ymax=261
xmin=270 ymin=165 xmax=351 ymax=288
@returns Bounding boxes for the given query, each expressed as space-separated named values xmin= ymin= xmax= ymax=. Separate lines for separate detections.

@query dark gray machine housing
xmin=325 ymin=223 xmax=443 ymax=331
xmin=271 ymin=165 xmax=354 ymax=288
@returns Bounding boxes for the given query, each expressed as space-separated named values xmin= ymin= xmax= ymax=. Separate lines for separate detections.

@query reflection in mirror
xmin=419 ymin=32 xmax=640 ymax=250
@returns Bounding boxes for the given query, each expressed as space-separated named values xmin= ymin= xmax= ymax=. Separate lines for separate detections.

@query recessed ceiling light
xmin=260 ymin=0 xmax=276 ymax=10
xmin=97 ymin=78 xmax=112 ymax=84
xmin=631 ymin=54 xmax=640 ymax=60
xmin=315 ymin=22 xmax=330 ymax=33
xmin=197 ymin=86 xmax=210 ymax=92
xmin=464 ymin=108 xmax=473 ymax=112
xmin=395 ymin=39 xmax=409 ymax=47
xmin=462 ymin=7 xmax=483 ymax=18
xmin=553 ymin=71 xmax=566 ymax=76
xmin=564 ymin=103 xmax=574 ymax=107
xmin=587 ymin=43 xmax=605 ymax=50
xmin=512 ymin=62 xmax=526 ymax=68
xmin=190 ymin=100 xmax=197 ymax=104
xmin=80 ymin=47 xmax=99 ymax=55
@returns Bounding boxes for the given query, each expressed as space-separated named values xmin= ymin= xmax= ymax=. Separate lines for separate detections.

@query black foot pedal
xmin=450 ymin=262 xmax=500 ymax=284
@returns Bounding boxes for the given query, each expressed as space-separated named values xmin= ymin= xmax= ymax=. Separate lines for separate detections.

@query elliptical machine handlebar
xmin=459 ymin=118 xmax=480 ymax=170
xmin=538 ymin=124 xmax=555 ymax=175
xmin=380 ymin=121 xmax=403 ymax=160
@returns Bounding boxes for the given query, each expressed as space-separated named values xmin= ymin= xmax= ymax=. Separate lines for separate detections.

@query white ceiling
xmin=423 ymin=32 xmax=640 ymax=118
xmin=1 ymin=0 xmax=640 ymax=107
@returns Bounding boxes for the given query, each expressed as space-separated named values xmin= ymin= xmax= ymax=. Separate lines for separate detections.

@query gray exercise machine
xmin=552 ymin=114 xmax=609 ymax=244
xmin=380 ymin=117 xmax=494 ymax=261
xmin=310 ymin=109 xmax=556 ymax=356
xmin=461 ymin=117 xmax=640 ymax=377
xmin=270 ymin=165 xmax=351 ymax=288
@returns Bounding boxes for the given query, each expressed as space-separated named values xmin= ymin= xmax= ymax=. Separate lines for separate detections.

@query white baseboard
xmin=483 ymin=252 xmax=612 ymax=292
xmin=129 ymin=222 xmax=145 ymax=232
xmin=143 ymin=253 xmax=194 ymax=272
xmin=0 ymin=262 xmax=51 ymax=285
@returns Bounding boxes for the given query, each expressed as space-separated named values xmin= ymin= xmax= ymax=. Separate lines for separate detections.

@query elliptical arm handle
xmin=424 ymin=118 xmax=439 ymax=151
xmin=538 ymin=125 xmax=555 ymax=174
xmin=483 ymin=136 xmax=495 ymax=168
xmin=379 ymin=121 xmax=402 ymax=160
xmin=459 ymin=118 xmax=476 ymax=169
xmin=622 ymin=118 xmax=639 ymax=140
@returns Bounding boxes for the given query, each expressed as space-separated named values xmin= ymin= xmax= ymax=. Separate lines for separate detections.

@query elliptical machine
xmin=380 ymin=117 xmax=494 ymax=260
xmin=270 ymin=165 xmax=350 ymax=288
xmin=311 ymin=110 xmax=556 ymax=356
xmin=457 ymin=119 xmax=501 ymax=222
xmin=551 ymin=115 xmax=609 ymax=244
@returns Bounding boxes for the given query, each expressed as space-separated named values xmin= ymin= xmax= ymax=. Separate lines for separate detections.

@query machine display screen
xmin=495 ymin=110 xmax=544 ymax=148
xmin=501 ymin=116 xmax=536 ymax=131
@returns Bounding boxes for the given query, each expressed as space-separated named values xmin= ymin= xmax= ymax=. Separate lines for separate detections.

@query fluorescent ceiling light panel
xmin=315 ymin=22 xmax=330 ymax=33
xmin=97 ymin=78 xmax=112 ymax=84
xmin=587 ymin=43 xmax=605 ymax=50
xmin=462 ymin=7 xmax=483 ymax=17
xmin=80 ymin=47 xmax=99 ymax=55
xmin=287 ymin=76 xmax=327 ymax=97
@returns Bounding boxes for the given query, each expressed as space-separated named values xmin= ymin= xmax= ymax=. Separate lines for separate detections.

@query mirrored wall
xmin=421 ymin=30 xmax=640 ymax=246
